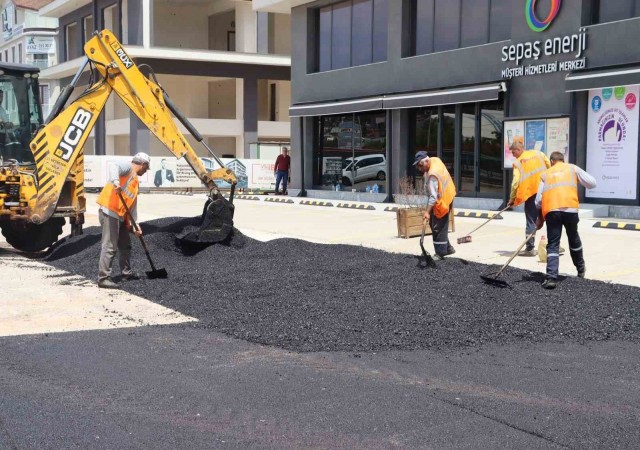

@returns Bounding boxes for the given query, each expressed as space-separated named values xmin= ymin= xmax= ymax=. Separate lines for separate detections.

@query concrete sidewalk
xmin=82 ymin=193 xmax=640 ymax=288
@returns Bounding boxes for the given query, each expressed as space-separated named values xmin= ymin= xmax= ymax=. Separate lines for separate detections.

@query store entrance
xmin=411 ymin=100 xmax=504 ymax=198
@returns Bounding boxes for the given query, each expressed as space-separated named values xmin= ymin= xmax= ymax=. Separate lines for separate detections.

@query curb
xmin=264 ymin=197 xmax=295 ymax=204
xmin=592 ymin=221 xmax=640 ymax=231
xmin=455 ymin=211 xmax=504 ymax=220
xmin=384 ymin=207 xmax=399 ymax=212
xmin=234 ymin=195 xmax=260 ymax=201
xmin=337 ymin=203 xmax=376 ymax=210
xmin=300 ymin=200 xmax=334 ymax=207
xmin=172 ymin=191 xmax=193 ymax=196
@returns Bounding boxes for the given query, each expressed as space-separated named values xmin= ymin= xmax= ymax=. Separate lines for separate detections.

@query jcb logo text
xmin=55 ymin=108 xmax=93 ymax=162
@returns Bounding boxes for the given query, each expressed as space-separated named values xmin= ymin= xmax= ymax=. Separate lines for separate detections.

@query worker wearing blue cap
xmin=413 ymin=151 xmax=457 ymax=260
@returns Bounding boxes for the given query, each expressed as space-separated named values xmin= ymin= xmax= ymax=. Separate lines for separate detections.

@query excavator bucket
xmin=178 ymin=193 xmax=235 ymax=246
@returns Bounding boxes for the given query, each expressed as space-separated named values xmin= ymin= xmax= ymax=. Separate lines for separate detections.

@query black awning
xmin=383 ymin=83 xmax=504 ymax=109
xmin=566 ymin=66 xmax=640 ymax=92
xmin=289 ymin=96 xmax=383 ymax=117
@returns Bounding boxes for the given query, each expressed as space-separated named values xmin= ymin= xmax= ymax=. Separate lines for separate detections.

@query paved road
xmin=1 ymin=326 xmax=639 ymax=449
xmin=1 ymin=194 xmax=639 ymax=448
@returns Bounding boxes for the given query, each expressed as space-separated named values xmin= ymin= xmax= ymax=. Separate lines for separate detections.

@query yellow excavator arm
xmin=30 ymin=29 xmax=236 ymax=225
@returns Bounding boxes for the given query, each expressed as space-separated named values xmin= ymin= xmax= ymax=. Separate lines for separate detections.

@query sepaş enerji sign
xmin=502 ymin=0 xmax=587 ymax=79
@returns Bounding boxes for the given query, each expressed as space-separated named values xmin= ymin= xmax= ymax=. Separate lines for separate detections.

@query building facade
xmin=1 ymin=0 xmax=58 ymax=114
xmin=257 ymin=0 xmax=640 ymax=212
xmin=37 ymin=0 xmax=292 ymax=159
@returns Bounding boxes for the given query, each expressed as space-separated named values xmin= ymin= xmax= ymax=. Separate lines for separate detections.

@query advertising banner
xmin=546 ymin=117 xmax=570 ymax=160
xmin=25 ymin=36 xmax=56 ymax=54
xmin=84 ymin=156 xmax=277 ymax=191
xmin=525 ymin=120 xmax=546 ymax=153
xmin=503 ymin=120 xmax=525 ymax=168
xmin=586 ymin=86 xmax=639 ymax=200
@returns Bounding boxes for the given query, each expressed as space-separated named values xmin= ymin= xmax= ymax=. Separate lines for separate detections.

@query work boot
xmin=518 ymin=249 xmax=538 ymax=257
xmin=541 ymin=278 xmax=557 ymax=290
xmin=432 ymin=254 xmax=446 ymax=261
xmin=122 ymin=271 xmax=141 ymax=281
xmin=577 ymin=266 xmax=586 ymax=278
xmin=98 ymin=278 xmax=119 ymax=289
xmin=447 ymin=246 xmax=456 ymax=256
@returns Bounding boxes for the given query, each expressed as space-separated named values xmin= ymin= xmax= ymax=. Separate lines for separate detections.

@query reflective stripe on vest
xmin=541 ymin=163 xmax=579 ymax=219
xmin=428 ymin=157 xmax=456 ymax=219
xmin=96 ymin=173 xmax=138 ymax=218
xmin=513 ymin=150 xmax=547 ymax=206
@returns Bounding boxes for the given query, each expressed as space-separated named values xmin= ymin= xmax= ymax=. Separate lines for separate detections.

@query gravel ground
xmin=41 ymin=216 xmax=640 ymax=353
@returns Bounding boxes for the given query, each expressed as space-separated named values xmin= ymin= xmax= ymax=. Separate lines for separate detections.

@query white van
xmin=342 ymin=154 xmax=386 ymax=186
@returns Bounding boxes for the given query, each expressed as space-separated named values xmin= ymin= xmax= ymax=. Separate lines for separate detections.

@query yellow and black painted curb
xmin=384 ymin=207 xmax=399 ymax=212
xmin=264 ymin=197 xmax=295 ymax=204
xmin=234 ymin=195 xmax=260 ymax=201
xmin=337 ymin=203 xmax=376 ymax=210
xmin=300 ymin=200 xmax=334 ymax=207
xmin=455 ymin=211 xmax=504 ymax=220
xmin=172 ymin=191 xmax=193 ymax=196
xmin=593 ymin=221 xmax=640 ymax=231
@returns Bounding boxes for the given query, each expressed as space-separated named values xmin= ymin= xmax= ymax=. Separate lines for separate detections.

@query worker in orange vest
xmin=413 ymin=151 xmax=457 ymax=260
xmin=506 ymin=137 xmax=550 ymax=257
xmin=97 ymin=152 xmax=150 ymax=289
xmin=535 ymin=151 xmax=596 ymax=289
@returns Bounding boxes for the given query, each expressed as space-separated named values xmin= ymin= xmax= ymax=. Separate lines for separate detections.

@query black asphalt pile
xmin=42 ymin=216 xmax=640 ymax=353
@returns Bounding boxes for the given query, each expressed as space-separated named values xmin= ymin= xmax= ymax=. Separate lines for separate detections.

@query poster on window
xmin=586 ymin=85 xmax=639 ymax=200
xmin=25 ymin=36 xmax=56 ymax=54
xmin=503 ymin=120 xmax=525 ymax=168
xmin=525 ymin=120 xmax=546 ymax=153
xmin=546 ymin=117 xmax=570 ymax=160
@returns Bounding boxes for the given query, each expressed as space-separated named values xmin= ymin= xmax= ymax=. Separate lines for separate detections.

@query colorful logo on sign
xmin=526 ymin=0 xmax=562 ymax=32
xmin=592 ymin=96 xmax=602 ymax=112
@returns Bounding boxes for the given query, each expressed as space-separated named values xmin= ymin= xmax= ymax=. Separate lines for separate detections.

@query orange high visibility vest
xmin=97 ymin=173 xmax=138 ymax=218
xmin=513 ymin=150 xmax=548 ymax=206
xmin=427 ymin=157 xmax=456 ymax=219
xmin=541 ymin=162 xmax=579 ymax=219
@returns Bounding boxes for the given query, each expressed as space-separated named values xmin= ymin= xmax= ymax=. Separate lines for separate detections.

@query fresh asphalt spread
xmin=42 ymin=216 xmax=640 ymax=353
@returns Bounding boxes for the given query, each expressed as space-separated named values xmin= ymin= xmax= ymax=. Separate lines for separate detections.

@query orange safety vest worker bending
xmin=535 ymin=151 xmax=596 ymax=290
xmin=507 ymin=139 xmax=551 ymax=257
xmin=413 ymin=151 xmax=457 ymax=260
xmin=97 ymin=152 xmax=150 ymax=289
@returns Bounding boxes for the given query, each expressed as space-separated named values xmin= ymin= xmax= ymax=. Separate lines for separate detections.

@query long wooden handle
xmin=464 ymin=206 xmax=510 ymax=237
xmin=494 ymin=231 xmax=537 ymax=278
xmin=117 ymin=191 xmax=157 ymax=271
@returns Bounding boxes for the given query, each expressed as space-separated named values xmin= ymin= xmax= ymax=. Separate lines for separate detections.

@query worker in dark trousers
xmin=535 ymin=151 xmax=597 ymax=289
xmin=413 ymin=151 xmax=457 ymax=260
xmin=507 ymin=137 xmax=550 ymax=257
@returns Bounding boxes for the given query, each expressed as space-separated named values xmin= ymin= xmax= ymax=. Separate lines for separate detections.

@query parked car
xmin=341 ymin=154 xmax=386 ymax=186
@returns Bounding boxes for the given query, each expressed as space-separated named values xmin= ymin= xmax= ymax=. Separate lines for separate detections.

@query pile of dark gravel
xmin=41 ymin=216 xmax=640 ymax=353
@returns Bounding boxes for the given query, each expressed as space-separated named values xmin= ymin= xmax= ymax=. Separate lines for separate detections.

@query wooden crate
xmin=396 ymin=207 xmax=455 ymax=239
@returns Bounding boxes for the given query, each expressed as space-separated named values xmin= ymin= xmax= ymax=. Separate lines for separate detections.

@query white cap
xmin=132 ymin=152 xmax=150 ymax=166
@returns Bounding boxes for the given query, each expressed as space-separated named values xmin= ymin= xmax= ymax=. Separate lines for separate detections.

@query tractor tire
xmin=0 ymin=217 xmax=65 ymax=253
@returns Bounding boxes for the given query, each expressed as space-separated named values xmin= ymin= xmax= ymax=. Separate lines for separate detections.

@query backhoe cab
xmin=0 ymin=30 xmax=237 ymax=252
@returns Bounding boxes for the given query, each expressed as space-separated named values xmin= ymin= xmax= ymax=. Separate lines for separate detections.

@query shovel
xmin=480 ymin=231 xmax=536 ymax=288
xmin=419 ymin=219 xmax=437 ymax=269
xmin=117 ymin=191 xmax=168 ymax=279
xmin=457 ymin=206 xmax=510 ymax=244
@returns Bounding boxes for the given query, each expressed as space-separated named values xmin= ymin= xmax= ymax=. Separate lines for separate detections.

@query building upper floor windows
xmin=412 ymin=0 xmax=511 ymax=56
xmin=592 ymin=0 xmax=640 ymax=24
xmin=317 ymin=0 xmax=388 ymax=72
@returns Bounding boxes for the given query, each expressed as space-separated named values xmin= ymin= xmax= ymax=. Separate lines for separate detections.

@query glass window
xmin=0 ymin=76 xmax=43 ymax=163
xmin=489 ymin=0 xmax=511 ymax=42
xmin=352 ymin=0 xmax=373 ymax=66
xmin=65 ymin=22 xmax=80 ymax=60
xmin=319 ymin=6 xmax=332 ymax=71
xmin=414 ymin=0 xmax=434 ymax=55
xmin=594 ymin=0 xmax=635 ymax=23
xmin=413 ymin=107 xmax=438 ymax=185
xmin=460 ymin=104 xmax=475 ymax=194
xmin=314 ymin=111 xmax=386 ymax=192
xmin=372 ymin=0 xmax=387 ymax=62
xmin=461 ymin=0 xmax=489 ymax=48
xmin=331 ymin=1 xmax=352 ymax=69
xmin=479 ymin=101 xmax=504 ymax=194
xmin=434 ymin=0 xmax=460 ymax=52
xmin=84 ymin=15 xmax=94 ymax=43
xmin=316 ymin=0 xmax=387 ymax=71
xmin=441 ymin=105 xmax=456 ymax=181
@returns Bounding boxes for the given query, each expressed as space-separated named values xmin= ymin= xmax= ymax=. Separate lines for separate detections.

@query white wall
xmin=208 ymin=78 xmax=236 ymax=119
xmin=159 ymin=74 xmax=209 ymax=118
xmin=235 ymin=1 xmax=256 ymax=53
xmin=208 ymin=10 xmax=235 ymax=51
xmin=153 ymin=1 xmax=209 ymax=49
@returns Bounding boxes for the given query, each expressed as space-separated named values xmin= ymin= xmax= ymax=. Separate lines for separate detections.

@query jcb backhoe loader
xmin=0 ymin=29 xmax=236 ymax=252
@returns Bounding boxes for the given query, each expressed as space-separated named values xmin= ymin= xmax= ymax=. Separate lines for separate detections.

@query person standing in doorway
xmin=414 ymin=151 xmax=457 ymax=260
xmin=274 ymin=147 xmax=291 ymax=195
xmin=97 ymin=152 xmax=150 ymax=289
xmin=507 ymin=137 xmax=551 ymax=256
xmin=535 ymin=151 xmax=597 ymax=289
